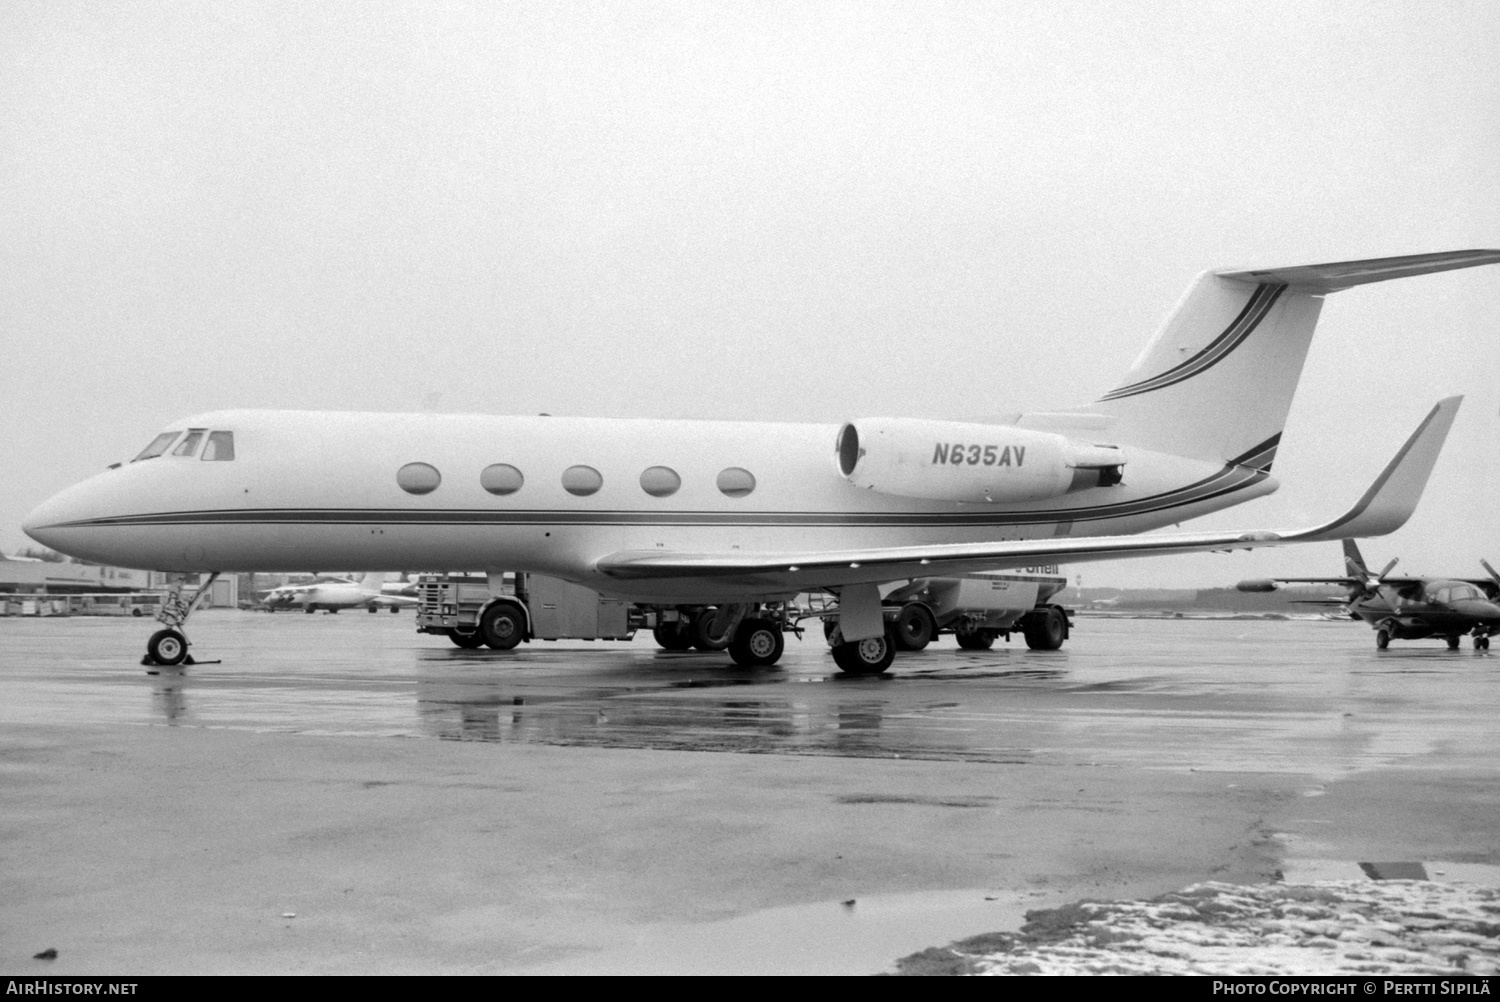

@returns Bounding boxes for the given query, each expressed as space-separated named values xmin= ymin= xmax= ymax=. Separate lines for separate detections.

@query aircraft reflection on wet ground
xmin=7 ymin=610 xmax=1499 ymax=780
xmin=411 ymin=659 xmax=1062 ymax=761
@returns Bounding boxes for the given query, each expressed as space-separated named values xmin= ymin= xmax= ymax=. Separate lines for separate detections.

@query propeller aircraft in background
xmin=1238 ymin=540 xmax=1500 ymax=650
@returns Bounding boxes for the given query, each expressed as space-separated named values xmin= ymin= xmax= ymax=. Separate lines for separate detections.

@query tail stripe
xmin=1099 ymin=283 xmax=1287 ymax=402
xmin=1229 ymin=432 xmax=1281 ymax=472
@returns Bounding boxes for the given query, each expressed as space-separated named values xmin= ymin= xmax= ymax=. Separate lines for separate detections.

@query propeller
xmin=1481 ymin=559 xmax=1500 ymax=594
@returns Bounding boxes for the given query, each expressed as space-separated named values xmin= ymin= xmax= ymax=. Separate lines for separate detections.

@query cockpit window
xmin=201 ymin=431 xmax=235 ymax=461
xmin=172 ymin=430 xmax=206 ymax=457
xmin=1451 ymin=584 xmax=1480 ymax=601
xmin=132 ymin=432 xmax=181 ymax=462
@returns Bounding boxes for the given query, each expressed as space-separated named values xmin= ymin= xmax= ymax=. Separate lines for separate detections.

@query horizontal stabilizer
xmin=1218 ymin=250 xmax=1500 ymax=293
xmin=596 ymin=398 xmax=1460 ymax=588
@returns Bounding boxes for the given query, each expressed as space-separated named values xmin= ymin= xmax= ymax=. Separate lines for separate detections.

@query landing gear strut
xmin=142 ymin=572 xmax=221 ymax=668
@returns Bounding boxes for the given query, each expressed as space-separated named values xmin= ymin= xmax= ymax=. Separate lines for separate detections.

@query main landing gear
xmin=142 ymin=573 xmax=221 ymax=669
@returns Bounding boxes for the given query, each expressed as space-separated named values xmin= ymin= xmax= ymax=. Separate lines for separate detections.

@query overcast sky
xmin=3 ymin=0 xmax=1498 ymax=588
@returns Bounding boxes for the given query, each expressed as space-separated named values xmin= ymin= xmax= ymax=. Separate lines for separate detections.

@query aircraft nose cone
xmin=21 ymin=492 xmax=70 ymax=550
xmin=21 ymin=472 xmax=132 ymax=566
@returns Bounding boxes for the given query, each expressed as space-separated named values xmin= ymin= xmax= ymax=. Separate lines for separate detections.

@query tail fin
xmin=1343 ymin=539 xmax=1369 ymax=578
xmin=359 ymin=571 xmax=388 ymax=592
xmin=1089 ymin=250 xmax=1500 ymax=466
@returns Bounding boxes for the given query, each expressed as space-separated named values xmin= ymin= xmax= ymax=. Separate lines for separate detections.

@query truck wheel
xmin=1024 ymin=606 xmax=1068 ymax=650
xmin=449 ymin=630 xmax=485 ymax=649
xmin=653 ymin=620 xmax=694 ymax=650
xmin=892 ymin=603 xmax=935 ymax=651
xmin=480 ymin=603 xmax=525 ymax=650
xmin=729 ymin=618 xmax=784 ymax=667
xmin=832 ymin=635 xmax=895 ymax=675
xmin=955 ymin=627 xmax=994 ymax=650
xmin=690 ymin=607 xmax=731 ymax=651
xmin=147 ymin=629 xmax=189 ymax=666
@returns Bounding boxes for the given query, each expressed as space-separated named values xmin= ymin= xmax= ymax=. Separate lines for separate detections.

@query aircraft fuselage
xmin=25 ymin=409 xmax=1276 ymax=603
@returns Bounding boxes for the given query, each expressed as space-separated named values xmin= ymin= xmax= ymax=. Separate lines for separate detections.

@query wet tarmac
xmin=4 ymin=611 xmax=1499 ymax=973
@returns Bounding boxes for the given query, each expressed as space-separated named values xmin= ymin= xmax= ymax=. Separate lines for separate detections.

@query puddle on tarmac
xmin=520 ymin=887 xmax=1047 ymax=976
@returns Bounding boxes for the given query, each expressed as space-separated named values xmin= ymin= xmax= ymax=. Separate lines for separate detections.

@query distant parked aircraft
xmin=1237 ymin=540 xmax=1500 ymax=649
xmin=262 ymin=572 xmax=418 ymax=614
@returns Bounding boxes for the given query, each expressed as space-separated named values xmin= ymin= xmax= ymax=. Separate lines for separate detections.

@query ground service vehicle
xmin=884 ymin=568 xmax=1072 ymax=651
xmin=416 ymin=574 xmax=790 ymax=664
xmin=416 ymin=573 xmax=637 ymax=649
xmin=812 ymin=568 xmax=1073 ymax=652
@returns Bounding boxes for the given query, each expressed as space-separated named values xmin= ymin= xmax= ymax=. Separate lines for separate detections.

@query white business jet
xmin=262 ymin=572 xmax=418 ymax=613
xmin=23 ymin=251 xmax=1500 ymax=672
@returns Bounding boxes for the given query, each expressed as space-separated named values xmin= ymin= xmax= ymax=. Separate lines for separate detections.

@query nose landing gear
xmin=141 ymin=572 xmax=222 ymax=669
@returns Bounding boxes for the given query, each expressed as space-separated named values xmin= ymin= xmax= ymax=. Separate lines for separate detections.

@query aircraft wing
xmin=596 ymin=397 xmax=1460 ymax=591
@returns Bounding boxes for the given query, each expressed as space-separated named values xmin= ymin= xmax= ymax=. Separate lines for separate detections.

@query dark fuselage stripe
xmin=1099 ymin=283 xmax=1287 ymax=402
xmin=47 ymin=467 xmax=1269 ymax=531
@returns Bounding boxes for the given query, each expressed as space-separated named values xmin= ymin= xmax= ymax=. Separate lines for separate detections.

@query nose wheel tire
xmin=831 ymin=635 xmax=895 ymax=675
xmin=1376 ymin=629 xmax=1390 ymax=649
xmin=146 ymin=629 xmax=189 ymax=666
xmin=729 ymin=618 xmax=784 ymax=667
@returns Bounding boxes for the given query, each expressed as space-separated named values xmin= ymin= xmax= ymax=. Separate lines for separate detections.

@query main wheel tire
xmin=891 ymin=604 xmax=935 ymax=651
xmin=147 ymin=628 xmax=188 ymax=666
xmin=1447 ymin=635 xmax=1461 ymax=650
xmin=1024 ymin=606 xmax=1068 ymax=650
xmin=831 ymin=635 xmax=895 ymax=675
xmin=955 ymin=628 xmax=994 ymax=650
xmin=480 ymin=603 xmax=525 ymax=650
xmin=729 ymin=618 xmax=784 ymax=667
xmin=368 ymin=606 xmax=378 ymax=613
xmin=304 ymin=605 xmax=316 ymax=614
xmin=653 ymin=619 xmax=694 ymax=651
xmin=449 ymin=630 xmax=486 ymax=649
xmin=1474 ymin=635 xmax=1488 ymax=650
xmin=1376 ymin=629 xmax=1390 ymax=650
xmin=690 ymin=607 xmax=731 ymax=651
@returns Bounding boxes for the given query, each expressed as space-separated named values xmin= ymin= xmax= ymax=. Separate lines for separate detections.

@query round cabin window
xmin=480 ymin=463 xmax=524 ymax=496
xmin=397 ymin=462 xmax=441 ymax=495
xmin=639 ymin=466 xmax=681 ymax=498
xmin=561 ymin=465 xmax=603 ymax=496
xmin=716 ymin=467 xmax=756 ymax=498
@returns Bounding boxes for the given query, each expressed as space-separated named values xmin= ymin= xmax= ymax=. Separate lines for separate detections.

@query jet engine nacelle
xmin=1236 ymin=579 xmax=1280 ymax=593
xmin=836 ymin=418 xmax=1124 ymax=504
